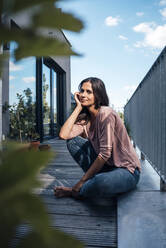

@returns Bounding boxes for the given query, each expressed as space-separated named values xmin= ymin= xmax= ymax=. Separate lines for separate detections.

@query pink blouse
xmin=67 ymin=106 xmax=141 ymax=174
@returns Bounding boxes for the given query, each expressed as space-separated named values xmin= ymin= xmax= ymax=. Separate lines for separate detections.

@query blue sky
xmin=58 ymin=0 xmax=166 ymax=111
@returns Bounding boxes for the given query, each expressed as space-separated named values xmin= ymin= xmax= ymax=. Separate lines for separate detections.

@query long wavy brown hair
xmin=76 ymin=77 xmax=109 ymax=124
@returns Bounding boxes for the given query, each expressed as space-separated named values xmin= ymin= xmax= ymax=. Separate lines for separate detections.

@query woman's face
xmin=79 ymin=81 xmax=95 ymax=107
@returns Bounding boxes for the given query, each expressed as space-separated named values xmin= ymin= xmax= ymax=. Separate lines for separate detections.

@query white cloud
xmin=119 ymin=35 xmax=128 ymax=40
xmin=9 ymin=75 xmax=16 ymax=80
xmin=136 ymin=12 xmax=144 ymax=17
xmin=160 ymin=8 xmax=166 ymax=18
xmin=105 ymin=16 xmax=121 ymax=26
xmin=159 ymin=0 xmax=166 ymax=6
xmin=133 ymin=22 xmax=156 ymax=33
xmin=22 ymin=76 xmax=35 ymax=83
xmin=10 ymin=61 xmax=22 ymax=71
xmin=133 ymin=22 xmax=166 ymax=49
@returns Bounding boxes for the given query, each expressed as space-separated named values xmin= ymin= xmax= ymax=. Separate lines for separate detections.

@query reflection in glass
xmin=54 ymin=71 xmax=57 ymax=134
xmin=43 ymin=64 xmax=51 ymax=136
xmin=9 ymin=42 xmax=36 ymax=141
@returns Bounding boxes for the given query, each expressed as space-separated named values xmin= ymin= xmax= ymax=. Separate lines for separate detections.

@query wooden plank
xmin=46 ymin=162 xmax=77 ymax=167
xmin=14 ymin=224 xmax=117 ymax=247
xmin=46 ymin=203 xmax=116 ymax=217
xmin=38 ymin=178 xmax=77 ymax=188
xmin=49 ymin=214 xmax=116 ymax=230
xmin=53 ymin=226 xmax=117 ymax=247
xmin=40 ymin=170 xmax=84 ymax=179
xmin=41 ymin=195 xmax=117 ymax=207
xmin=41 ymin=167 xmax=82 ymax=173
xmin=48 ymin=156 xmax=76 ymax=163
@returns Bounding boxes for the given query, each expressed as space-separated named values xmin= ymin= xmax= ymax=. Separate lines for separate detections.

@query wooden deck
xmin=37 ymin=138 xmax=117 ymax=248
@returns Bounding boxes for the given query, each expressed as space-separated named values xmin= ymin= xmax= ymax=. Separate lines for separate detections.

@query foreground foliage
xmin=0 ymin=142 xmax=83 ymax=248
xmin=0 ymin=0 xmax=84 ymax=75
xmin=0 ymin=1 xmax=85 ymax=246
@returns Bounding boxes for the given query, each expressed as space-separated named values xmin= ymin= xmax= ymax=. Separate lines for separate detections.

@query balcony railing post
xmin=133 ymin=142 xmax=136 ymax=149
xmin=141 ymin=152 xmax=145 ymax=161
xmin=160 ymin=178 xmax=166 ymax=192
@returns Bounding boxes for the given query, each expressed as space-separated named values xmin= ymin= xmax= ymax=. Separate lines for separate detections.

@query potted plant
xmin=39 ymin=143 xmax=51 ymax=151
xmin=29 ymin=132 xmax=40 ymax=150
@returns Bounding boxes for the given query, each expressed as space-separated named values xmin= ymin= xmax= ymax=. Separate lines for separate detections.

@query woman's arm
xmin=72 ymin=155 xmax=105 ymax=194
xmin=59 ymin=93 xmax=83 ymax=140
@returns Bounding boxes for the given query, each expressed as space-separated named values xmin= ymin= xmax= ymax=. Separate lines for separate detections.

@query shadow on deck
xmin=37 ymin=138 xmax=117 ymax=248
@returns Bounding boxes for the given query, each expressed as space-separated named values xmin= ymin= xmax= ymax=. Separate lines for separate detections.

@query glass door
xmin=54 ymin=71 xmax=57 ymax=135
xmin=43 ymin=64 xmax=51 ymax=136
xmin=41 ymin=59 xmax=63 ymax=139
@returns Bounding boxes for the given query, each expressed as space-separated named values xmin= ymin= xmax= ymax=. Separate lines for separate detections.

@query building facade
xmin=0 ymin=14 xmax=71 ymax=142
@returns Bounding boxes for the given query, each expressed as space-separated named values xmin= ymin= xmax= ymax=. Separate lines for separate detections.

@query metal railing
xmin=124 ymin=46 xmax=166 ymax=189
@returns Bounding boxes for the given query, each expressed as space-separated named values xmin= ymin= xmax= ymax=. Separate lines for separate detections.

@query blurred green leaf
xmin=33 ymin=4 xmax=84 ymax=32
xmin=0 ymin=142 xmax=51 ymax=246
xmin=0 ymin=26 xmax=81 ymax=60
xmin=0 ymin=142 xmax=52 ymax=200
xmin=0 ymin=142 xmax=84 ymax=248
xmin=0 ymin=0 xmax=85 ymax=247
xmin=8 ymin=0 xmax=57 ymax=13
xmin=0 ymin=0 xmax=84 ymax=62
xmin=17 ymin=228 xmax=84 ymax=248
xmin=14 ymin=32 xmax=79 ymax=60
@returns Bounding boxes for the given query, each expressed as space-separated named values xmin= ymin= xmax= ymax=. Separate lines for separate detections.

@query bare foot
xmin=54 ymin=186 xmax=72 ymax=198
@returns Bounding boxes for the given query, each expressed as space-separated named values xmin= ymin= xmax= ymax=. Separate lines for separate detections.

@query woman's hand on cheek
xmin=74 ymin=92 xmax=82 ymax=108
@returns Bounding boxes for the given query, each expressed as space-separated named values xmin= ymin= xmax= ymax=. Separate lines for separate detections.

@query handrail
xmin=124 ymin=46 xmax=166 ymax=190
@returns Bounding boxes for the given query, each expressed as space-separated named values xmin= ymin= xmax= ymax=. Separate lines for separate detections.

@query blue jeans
xmin=66 ymin=136 xmax=140 ymax=198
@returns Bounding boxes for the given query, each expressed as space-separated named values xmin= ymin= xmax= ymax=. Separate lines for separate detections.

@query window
xmin=9 ymin=42 xmax=36 ymax=141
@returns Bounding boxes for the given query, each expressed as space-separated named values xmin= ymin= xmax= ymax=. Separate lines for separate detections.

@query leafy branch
xmin=0 ymin=0 xmax=84 ymax=74
xmin=0 ymin=1 xmax=85 ymax=247
xmin=0 ymin=142 xmax=83 ymax=248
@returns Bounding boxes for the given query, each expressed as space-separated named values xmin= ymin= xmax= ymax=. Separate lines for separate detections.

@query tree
xmin=118 ymin=111 xmax=124 ymax=121
xmin=9 ymin=88 xmax=37 ymax=141
xmin=42 ymin=73 xmax=50 ymax=123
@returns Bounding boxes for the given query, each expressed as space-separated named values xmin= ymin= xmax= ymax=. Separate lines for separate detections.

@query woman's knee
xmin=66 ymin=137 xmax=76 ymax=151
xmin=79 ymin=175 xmax=116 ymax=198
xmin=79 ymin=177 xmax=97 ymax=197
xmin=66 ymin=136 xmax=87 ymax=152
xmin=93 ymin=170 xmax=137 ymax=196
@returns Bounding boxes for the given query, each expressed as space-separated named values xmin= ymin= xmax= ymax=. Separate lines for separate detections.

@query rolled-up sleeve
xmin=67 ymin=124 xmax=84 ymax=139
xmin=98 ymin=115 xmax=115 ymax=161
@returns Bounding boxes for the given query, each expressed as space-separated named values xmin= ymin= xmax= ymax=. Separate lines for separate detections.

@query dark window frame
xmin=36 ymin=57 xmax=66 ymax=141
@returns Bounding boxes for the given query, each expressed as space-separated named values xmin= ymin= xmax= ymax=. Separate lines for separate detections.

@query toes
xmin=54 ymin=186 xmax=73 ymax=198
xmin=54 ymin=186 xmax=64 ymax=190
